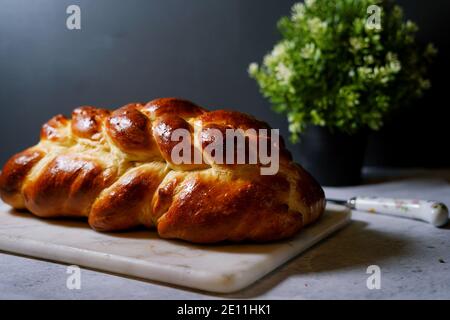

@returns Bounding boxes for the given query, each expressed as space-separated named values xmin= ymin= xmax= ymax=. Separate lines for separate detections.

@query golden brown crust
xmin=156 ymin=170 xmax=302 ymax=243
xmin=143 ymin=97 xmax=206 ymax=119
xmin=89 ymin=163 xmax=167 ymax=231
xmin=106 ymin=103 xmax=158 ymax=158
xmin=0 ymin=98 xmax=325 ymax=243
xmin=0 ymin=148 xmax=45 ymax=208
xmin=41 ymin=114 xmax=70 ymax=142
xmin=72 ymin=106 xmax=110 ymax=140
xmin=198 ymin=110 xmax=270 ymax=130
xmin=22 ymin=155 xmax=116 ymax=217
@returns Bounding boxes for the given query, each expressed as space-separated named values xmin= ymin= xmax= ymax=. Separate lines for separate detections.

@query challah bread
xmin=0 ymin=98 xmax=325 ymax=243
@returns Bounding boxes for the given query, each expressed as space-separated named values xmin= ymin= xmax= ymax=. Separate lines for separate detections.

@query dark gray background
xmin=0 ymin=0 xmax=449 ymax=167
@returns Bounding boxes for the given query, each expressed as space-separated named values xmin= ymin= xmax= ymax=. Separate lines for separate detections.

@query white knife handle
xmin=349 ymin=197 xmax=449 ymax=227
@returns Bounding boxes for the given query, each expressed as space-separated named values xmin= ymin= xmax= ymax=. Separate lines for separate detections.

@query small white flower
xmin=386 ymin=52 xmax=397 ymax=62
xmin=305 ymin=0 xmax=316 ymax=7
xmin=248 ymin=63 xmax=258 ymax=75
xmin=288 ymin=114 xmax=294 ymax=122
xmin=300 ymin=43 xmax=316 ymax=59
xmin=272 ymin=43 xmax=286 ymax=57
xmin=264 ymin=41 xmax=294 ymax=67
xmin=291 ymin=3 xmax=305 ymax=21
xmin=357 ymin=66 xmax=373 ymax=79
xmin=289 ymin=122 xmax=302 ymax=134
xmin=263 ymin=53 xmax=275 ymax=66
xmin=373 ymin=66 xmax=380 ymax=76
xmin=386 ymin=52 xmax=401 ymax=73
xmin=390 ymin=61 xmax=401 ymax=73
xmin=275 ymin=62 xmax=293 ymax=84
xmin=380 ymin=76 xmax=389 ymax=84
xmin=308 ymin=17 xmax=327 ymax=35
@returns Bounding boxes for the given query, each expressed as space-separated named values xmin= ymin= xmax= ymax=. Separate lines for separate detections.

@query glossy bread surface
xmin=0 ymin=98 xmax=325 ymax=243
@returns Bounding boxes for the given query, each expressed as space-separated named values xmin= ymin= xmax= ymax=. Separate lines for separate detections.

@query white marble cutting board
xmin=0 ymin=200 xmax=350 ymax=293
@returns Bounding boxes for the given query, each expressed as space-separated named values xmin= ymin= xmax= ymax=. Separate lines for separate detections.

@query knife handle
xmin=348 ymin=197 xmax=449 ymax=227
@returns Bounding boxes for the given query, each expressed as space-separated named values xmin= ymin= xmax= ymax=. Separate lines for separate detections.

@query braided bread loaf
xmin=0 ymin=98 xmax=325 ymax=243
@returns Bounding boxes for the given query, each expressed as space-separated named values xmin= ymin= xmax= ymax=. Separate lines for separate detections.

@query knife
xmin=327 ymin=197 xmax=449 ymax=227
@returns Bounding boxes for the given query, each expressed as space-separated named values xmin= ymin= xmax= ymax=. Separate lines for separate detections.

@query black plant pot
xmin=297 ymin=126 xmax=368 ymax=187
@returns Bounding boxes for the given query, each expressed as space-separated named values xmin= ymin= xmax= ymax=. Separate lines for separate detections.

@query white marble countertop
xmin=1 ymin=168 xmax=449 ymax=299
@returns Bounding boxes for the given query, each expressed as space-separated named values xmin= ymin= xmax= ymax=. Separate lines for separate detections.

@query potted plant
xmin=248 ymin=0 xmax=436 ymax=186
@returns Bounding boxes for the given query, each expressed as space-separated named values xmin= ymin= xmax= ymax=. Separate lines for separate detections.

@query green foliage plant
xmin=249 ymin=0 xmax=436 ymax=142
